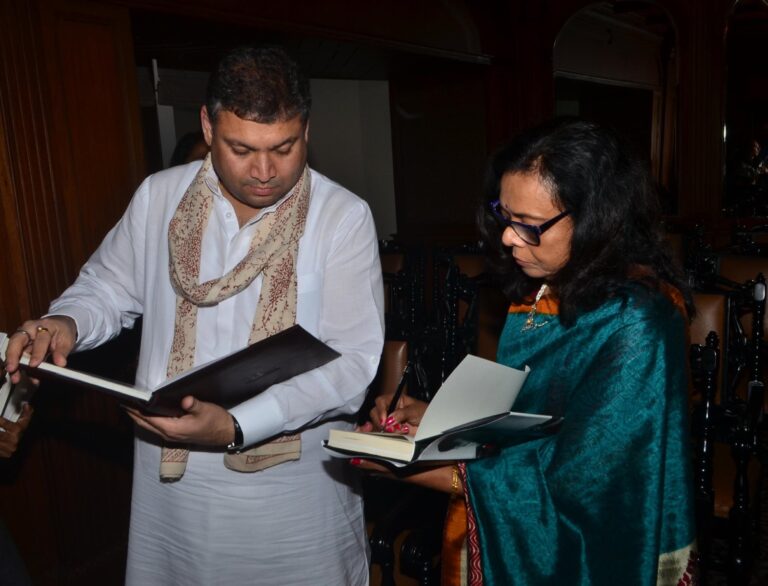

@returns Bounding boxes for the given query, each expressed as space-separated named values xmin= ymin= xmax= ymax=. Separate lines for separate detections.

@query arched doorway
xmin=553 ymin=1 xmax=678 ymax=210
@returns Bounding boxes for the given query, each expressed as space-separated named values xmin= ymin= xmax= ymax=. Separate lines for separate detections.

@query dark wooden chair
xmin=729 ymin=224 xmax=768 ymax=257
xmin=690 ymin=330 xmax=720 ymax=579
xmin=429 ymin=245 xmax=507 ymax=384
xmin=365 ymin=340 xmax=447 ymax=586
xmin=691 ymin=292 xmax=729 ymax=403
xmin=689 ymin=254 xmax=768 ymax=405
xmin=379 ymin=239 xmax=425 ymax=343
xmin=367 ymin=243 xmax=509 ymax=585
xmin=365 ymin=256 xmax=464 ymax=584
xmin=726 ymin=274 xmax=765 ymax=584
xmin=714 ymin=257 xmax=768 ymax=409
xmin=690 ymin=278 xmax=766 ymax=584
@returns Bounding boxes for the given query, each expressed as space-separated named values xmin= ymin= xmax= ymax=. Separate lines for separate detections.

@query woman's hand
xmin=352 ymin=393 xmax=463 ymax=495
xmin=361 ymin=394 xmax=428 ymax=435
xmin=350 ymin=458 xmax=463 ymax=495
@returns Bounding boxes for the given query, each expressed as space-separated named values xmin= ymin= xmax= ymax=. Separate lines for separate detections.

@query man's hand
xmin=5 ymin=316 xmax=77 ymax=384
xmin=0 ymin=403 xmax=34 ymax=458
xmin=125 ymin=396 xmax=236 ymax=447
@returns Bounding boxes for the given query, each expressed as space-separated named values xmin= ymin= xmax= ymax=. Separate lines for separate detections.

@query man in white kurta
xmin=5 ymin=46 xmax=383 ymax=585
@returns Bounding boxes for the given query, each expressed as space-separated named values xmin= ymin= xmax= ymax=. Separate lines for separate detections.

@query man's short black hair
xmin=206 ymin=46 xmax=311 ymax=124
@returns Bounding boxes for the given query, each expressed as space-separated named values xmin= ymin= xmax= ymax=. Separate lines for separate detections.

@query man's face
xmin=201 ymin=107 xmax=308 ymax=214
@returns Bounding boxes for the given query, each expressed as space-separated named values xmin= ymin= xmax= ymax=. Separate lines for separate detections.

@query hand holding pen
xmin=363 ymin=361 xmax=428 ymax=435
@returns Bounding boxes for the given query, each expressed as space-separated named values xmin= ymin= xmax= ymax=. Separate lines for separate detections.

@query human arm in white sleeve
xmin=229 ymin=199 xmax=385 ymax=447
xmin=46 ymin=177 xmax=150 ymax=351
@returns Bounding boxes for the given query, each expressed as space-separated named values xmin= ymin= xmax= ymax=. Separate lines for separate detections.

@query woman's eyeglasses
xmin=488 ymin=199 xmax=570 ymax=246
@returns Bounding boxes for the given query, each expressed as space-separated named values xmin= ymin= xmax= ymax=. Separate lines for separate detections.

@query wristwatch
xmin=226 ymin=414 xmax=245 ymax=453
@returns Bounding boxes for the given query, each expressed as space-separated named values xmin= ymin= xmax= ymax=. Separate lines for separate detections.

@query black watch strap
xmin=226 ymin=414 xmax=245 ymax=453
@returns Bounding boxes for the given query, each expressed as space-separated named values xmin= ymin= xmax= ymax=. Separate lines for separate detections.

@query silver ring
xmin=13 ymin=328 xmax=31 ymax=341
xmin=36 ymin=326 xmax=50 ymax=334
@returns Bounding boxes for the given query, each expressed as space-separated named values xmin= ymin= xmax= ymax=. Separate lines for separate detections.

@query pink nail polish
xmin=393 ymin=423 xmax=401 ymax=431
xmin=384 ymin=425 xmax=394 ymax=433
xmin=402 ymin=425 xmax=409 ymax=433
xmin=385 ymin=416 xmax=395 ymax=425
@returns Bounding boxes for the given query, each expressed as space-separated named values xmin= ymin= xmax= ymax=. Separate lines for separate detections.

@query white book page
xmin=22 ymin=358 xmax=151 ymax=401
xmin=0 ymin=331 xmax=150 ymax=402
xmin=415 ymin=355 xmax=530 ymax=441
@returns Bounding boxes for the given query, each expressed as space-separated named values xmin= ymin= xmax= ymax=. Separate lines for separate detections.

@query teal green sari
xmin=463 ymin=286 xmax=697 ymax=585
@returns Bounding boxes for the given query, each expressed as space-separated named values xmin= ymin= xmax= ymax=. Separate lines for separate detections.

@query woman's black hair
xmin=477 ymin=117 xmax=693 ymax=325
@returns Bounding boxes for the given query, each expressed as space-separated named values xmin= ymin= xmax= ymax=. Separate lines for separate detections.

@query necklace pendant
xmin=521 ymin=318 xmax=551 ymax=333
xmin=520 ymin=283 xmax=550 ymax=333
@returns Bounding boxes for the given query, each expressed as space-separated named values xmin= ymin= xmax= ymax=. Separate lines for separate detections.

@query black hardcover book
xmin=2 ymin=325 xmax=340 ymax=416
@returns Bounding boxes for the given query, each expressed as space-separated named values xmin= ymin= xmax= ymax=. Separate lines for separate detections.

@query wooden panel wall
xmin=39 ymin=0 xmax=145 ymax=276
xmin=0 ymin=1 xmax=144 ymax=584
xmin=0 ymin=0 xmax=144 ymax=324
xmin=390 ymin=68 xmax=489 ymax=243
xmin=0 ymin=1 xmax=69 ymax=326
xmin=662 ymin=0 xmax=731 ymax=224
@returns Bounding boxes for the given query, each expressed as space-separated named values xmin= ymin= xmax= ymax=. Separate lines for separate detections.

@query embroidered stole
xmin=160 ymin=154 xmax=310 ymax=480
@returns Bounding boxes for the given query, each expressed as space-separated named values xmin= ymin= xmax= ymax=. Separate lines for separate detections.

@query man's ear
xmin=201 ymin=106 xmax=214 ymax=146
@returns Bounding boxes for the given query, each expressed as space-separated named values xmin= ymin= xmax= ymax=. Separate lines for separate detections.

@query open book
xmin=323 ymin=354 xmax=561 ymax=466
xmin=0 ymin=325 xmax=340 ymax=417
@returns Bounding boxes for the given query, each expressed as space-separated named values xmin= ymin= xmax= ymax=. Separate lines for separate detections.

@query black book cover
xmin=19 ymin=325 xmax=340 ymax=417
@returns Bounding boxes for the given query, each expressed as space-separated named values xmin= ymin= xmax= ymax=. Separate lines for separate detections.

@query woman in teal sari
xmin=357 ymin=118 xmax=697 ymax=585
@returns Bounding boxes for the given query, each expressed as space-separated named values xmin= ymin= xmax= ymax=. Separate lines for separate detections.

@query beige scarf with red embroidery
xmin=160 ymin=154 xmax=310 ymax=481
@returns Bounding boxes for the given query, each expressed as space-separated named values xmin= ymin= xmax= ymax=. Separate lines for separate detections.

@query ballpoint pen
xmin=386 ymin=361 xmax=412 ymax=416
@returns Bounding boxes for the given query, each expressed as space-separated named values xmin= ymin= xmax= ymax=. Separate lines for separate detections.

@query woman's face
xmin=498 ymin=170 xmax=573 ymax=280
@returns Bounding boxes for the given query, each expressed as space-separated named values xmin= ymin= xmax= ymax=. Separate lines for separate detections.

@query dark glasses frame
xmin=488 ymin=199 xmax=570 ymax=246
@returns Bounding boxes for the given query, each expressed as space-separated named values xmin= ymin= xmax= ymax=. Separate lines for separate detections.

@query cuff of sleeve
xmin=229 ymin=392 xmax=285 ymax=448
xmin=42 ymin=308 xmax=88 ymax=346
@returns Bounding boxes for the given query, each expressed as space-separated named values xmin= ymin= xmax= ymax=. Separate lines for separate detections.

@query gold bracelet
xmin=451 ymin=465 xmax=461 ymax=496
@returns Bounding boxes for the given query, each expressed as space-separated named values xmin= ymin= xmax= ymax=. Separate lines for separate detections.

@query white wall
xmin=308 ymin=79 xmax=396 ymax=239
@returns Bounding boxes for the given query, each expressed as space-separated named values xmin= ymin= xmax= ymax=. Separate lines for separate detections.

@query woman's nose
xmin=501 ymin=226 xmax=527 ymax=248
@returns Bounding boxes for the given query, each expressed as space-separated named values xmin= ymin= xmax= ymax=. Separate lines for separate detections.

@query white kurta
xmin=49 ymin=162 xmax=384 ymax=585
